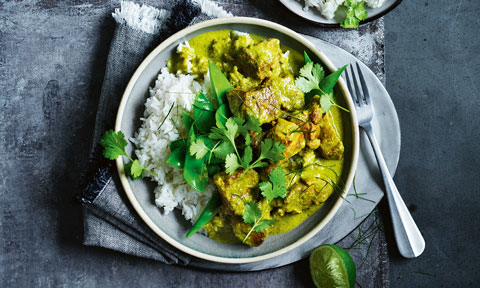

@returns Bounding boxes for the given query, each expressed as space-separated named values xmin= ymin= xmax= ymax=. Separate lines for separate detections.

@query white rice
xmin=132 ymin=66 xmax=215 ymax=223
xmin=302 ymin=0 xmax=386 ymax=20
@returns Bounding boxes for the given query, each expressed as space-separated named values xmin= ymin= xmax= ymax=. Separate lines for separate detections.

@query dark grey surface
xmin=0 ymin=0 xmax=478 ymax=287
xmin=384 ymin=0 xmax=480 ymax=287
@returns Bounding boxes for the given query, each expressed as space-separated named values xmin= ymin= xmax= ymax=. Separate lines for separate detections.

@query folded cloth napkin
xmin=79 ymin=0 xmax=232 ymax=265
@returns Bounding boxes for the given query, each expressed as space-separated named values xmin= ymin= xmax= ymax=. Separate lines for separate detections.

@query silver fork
xmin=345 ymin=62 xmax=425 ymax=258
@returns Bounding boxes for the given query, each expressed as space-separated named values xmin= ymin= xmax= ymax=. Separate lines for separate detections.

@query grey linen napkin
xmin=79 ymin=0 xmax=230 ymax=265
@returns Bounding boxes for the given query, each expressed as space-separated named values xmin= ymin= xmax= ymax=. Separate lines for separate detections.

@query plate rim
xmin=114 ymin=17 xmax=359 ymax=264
xmin=279 ymin=0 xmax=403 ymax=27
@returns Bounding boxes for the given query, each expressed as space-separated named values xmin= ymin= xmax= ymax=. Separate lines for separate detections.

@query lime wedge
xmin=310 ymin=244 xmax=356 ymax=288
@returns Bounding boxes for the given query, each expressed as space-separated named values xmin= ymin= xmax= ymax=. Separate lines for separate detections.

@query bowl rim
xmin=114 ymin=17 xmax=359 ymax=264
xmin=278 ymin=0 xmax=403 ymax=28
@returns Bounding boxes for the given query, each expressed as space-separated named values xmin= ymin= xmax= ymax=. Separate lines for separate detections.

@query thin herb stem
xmin=157 ymin=103 xmax=175 ymax=131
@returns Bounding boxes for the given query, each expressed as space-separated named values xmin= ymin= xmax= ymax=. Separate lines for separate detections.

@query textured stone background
xmin=1 ymin=0 xmax=479 ymax=287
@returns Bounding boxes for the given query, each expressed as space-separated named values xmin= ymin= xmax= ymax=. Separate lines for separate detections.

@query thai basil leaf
xmin=304 ymin=51 xmax=312 ymax=64
xmin=318 ymin=64 xmax=347 ymax=94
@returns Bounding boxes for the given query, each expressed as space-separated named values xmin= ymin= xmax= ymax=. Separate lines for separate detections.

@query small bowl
xmin=115 ymin=17 xmax=359 ymax=264
xmin=279 ymin=0 xmax=403 ymax=27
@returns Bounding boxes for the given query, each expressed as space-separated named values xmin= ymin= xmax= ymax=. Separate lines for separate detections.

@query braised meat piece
xmin=271 ymin=118 xmax=306 ymax=159
xmin=213 ymin=169 xmax=259 ymax=216
xmin=227 ymin=86 xmax=281 ymax=124
xmin=236 ymin=38 xmax=283 ymax=80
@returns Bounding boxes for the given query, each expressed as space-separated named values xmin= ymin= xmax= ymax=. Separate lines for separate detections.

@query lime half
xmin=310 ymin=244 xmax=356 ymax=288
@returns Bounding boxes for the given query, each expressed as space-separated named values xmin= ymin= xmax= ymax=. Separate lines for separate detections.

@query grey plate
xmin=189 ymin=34 xmax=401 ymax=271
xmin=115 ymin=18 xmax=359 ymax=264
xmin=279 ymin=0 xmax=403 ymax=27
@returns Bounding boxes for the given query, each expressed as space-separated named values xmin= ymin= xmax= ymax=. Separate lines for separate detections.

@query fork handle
xmin=362 ymin=124 xmax=425 ymax=258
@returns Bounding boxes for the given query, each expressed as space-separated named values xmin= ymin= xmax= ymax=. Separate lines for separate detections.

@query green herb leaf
xmin=225 ymin=153 xmax=241 ymax=175
xmin=190 ymin=138 xmax=209 ymax=159
xmin=341 ymin=0 xmax=368 ymax=29
xmin=129 ymin=159 xmax=144 ymax=180
xmin=243 ymin=202 xmax=262 ymax=225
xmin=183 ymin=127 xmax=209 ymax=192
xmin=213 ymin=141 xmax=234 ymax=160
xmin=259 ymin=138 xmax=286 ymax=162
xmin=294 ymin=61 xmax=325 ymax=94
xmin=254 ymin=219 xmax=275 ymax=232
xmin=260 ymin=167 xmax=287 ymax=201
xmin=242 ymin=146 xmax=253 ymax=167
xmin=320 ymin=93 xmax=334 ymax=113
xmin=100 ymin=130 xmax=128 ymax=160
xmin=304 ymin=51 xmax=312 ymax=64
xmin=318 ymin=65 xmax=347 ymax=95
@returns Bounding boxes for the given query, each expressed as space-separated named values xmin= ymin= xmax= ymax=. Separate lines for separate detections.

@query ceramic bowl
xmin=279 ymin=0 xmax=402 ymax=27
xmin=115 ymin=17 xmax=359 ymax=264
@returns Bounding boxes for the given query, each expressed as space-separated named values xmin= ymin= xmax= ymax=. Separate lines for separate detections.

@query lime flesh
xmin=310 ymin=244 xmax=356 ymax=288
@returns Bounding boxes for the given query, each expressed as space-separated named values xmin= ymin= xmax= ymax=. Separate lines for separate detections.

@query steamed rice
xmin=132 ymin=66 xmax=215 ymax=223
xmin=302 ymin=0 xmax=386 ymax=20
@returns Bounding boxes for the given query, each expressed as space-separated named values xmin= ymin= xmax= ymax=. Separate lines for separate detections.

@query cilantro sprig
xmin=189 ymin=115 xmax=286 ymax=175
xmin=341 ymin=0 xmax=368 ymax=29
xmin=242 ymin=167 xmax=287 ymax=242
xmin=295 ymin=52 xmax=349 ymax=113
xmin=100 ymin=130 xmax=157 ymax=180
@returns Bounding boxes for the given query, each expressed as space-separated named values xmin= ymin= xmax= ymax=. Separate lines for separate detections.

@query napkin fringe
xmin=78 ymin=145 xmax=112 ymax=204
xmin=112 ymin=1 xmax=171 ymax=35
xmin=192 ymin=0 xmax=233 ymax=18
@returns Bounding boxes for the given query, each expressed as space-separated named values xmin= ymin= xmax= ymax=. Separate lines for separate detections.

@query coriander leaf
xmin=244 ymin=116 xmax=262 ymax=133
xmin=341 ymin=0 xmax=367 ymax=28
xmin=354 ymin=1 xmax=368 ymax=21
xmin=299 ymin=62 xmax=315 ymax=83
xmin=100 ymin=130 xmax=128 ymax=160
xmin=243 ymin=202 xmax=262 ymax=225
xmin=259 ymin=181 xmax=273 ymax=200
xmin=232 ymin=117 xmax=245 ymax=128
xmin=295 ymin=77 xmax=318 ymax=94
xmin=225 ymin=153 xmax=241 ymax=174
xmin=189 ymin=138 xmax=209 ymax=159
xmin=254 ymin=219 xmax=275 ymax=232
xmin=126 ymin=160 xmax=144 ymax=180
xmin=244 ymin=133 xmax=251 ymax=146
xmin=209 ymin=127 xmax=228 ymax=141
xmin=312 ymin=63 xmax=325 ymax=84
xmin=260 ymin=139 xmax=286 ymax=162
xmin=260 ymin=167 xmax=287 ymax=201
xmin=242 ymin=146 xmax=253 ymax=168
xmin=269 ymin=167 xmax=287 ymax=198
xmin=213 ymin=141 xmax=234 ymax=160
xmin=294 ymin=61 xmax=325 ymax=94
xmin=320 ymin=93 xmax=334 ymax=113
xmin=224 ymin=117 xmax=239 ymax=141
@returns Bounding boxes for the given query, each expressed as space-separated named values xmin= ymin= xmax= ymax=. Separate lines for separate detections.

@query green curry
xmin=168 ymin=30 xmax=345 ymax=246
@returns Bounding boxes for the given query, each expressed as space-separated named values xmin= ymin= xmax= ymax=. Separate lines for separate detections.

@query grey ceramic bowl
xmin=115 ymin=17 xmax=359 ymax=264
